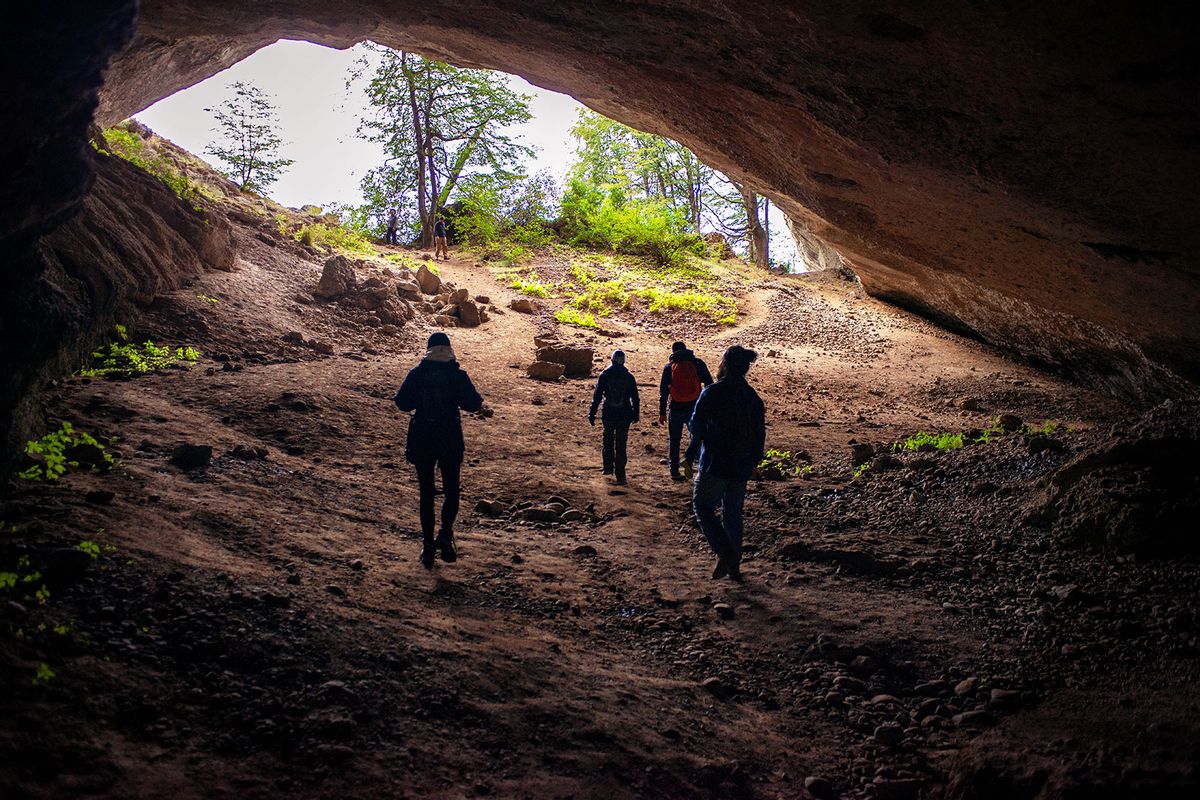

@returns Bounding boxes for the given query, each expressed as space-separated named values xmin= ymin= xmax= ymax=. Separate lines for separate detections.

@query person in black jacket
xmin=658 ymin=340 xmax=714 ymax=481
xmin=588 ymin=350 xmax=640 ymax=484
xmin=393 ymin=332 xmax=484 ymax=568
xmin=686 ymin=345 xmax=765 ymax=581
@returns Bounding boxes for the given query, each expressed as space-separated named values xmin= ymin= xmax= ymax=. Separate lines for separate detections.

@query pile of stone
xmin=526 ymin=333 xmax=595 ymax=381
xmin=475 ymin=495 xmax=596 ymax=525
xmin=311 ymin=255 xmax=499 ymax=332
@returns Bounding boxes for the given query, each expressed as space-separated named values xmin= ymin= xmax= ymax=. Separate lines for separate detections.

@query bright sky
xmin=135 ymin=39 xmax=798 ymax=266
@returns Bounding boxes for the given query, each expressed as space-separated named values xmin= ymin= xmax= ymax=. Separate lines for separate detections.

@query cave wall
xmin=2 ymin=1 xmax=1198 ymax=462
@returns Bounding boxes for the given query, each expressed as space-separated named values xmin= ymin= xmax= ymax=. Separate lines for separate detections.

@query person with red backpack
xmin=658 ymin=341 xmax=714 ymax=481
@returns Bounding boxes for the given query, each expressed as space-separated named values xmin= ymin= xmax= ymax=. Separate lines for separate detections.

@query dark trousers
xmin=413 ymin=456 xmax=462 ymax=541
xmin=386 ymin=227 xmax=398 ymax=245
xmin=668 ymin=400 xmax=696 ymax=472
xmin=602 ymin=420 xmax=630 ymax=479
xmin=693 ymin=472 xmax=748 ymax=565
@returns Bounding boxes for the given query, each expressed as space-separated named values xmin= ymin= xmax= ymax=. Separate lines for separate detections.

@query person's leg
xmin=436 ymin=456 xmax=463 ymax=562
xmin=602 ymin=420 xmax=615 ymax=474
xmin=693 ymin=472 xmax=732 ymax=573
xmin=614 ymin=422 xmax=629 ymax=483
xmin=668 ymin=403 xmax=686 ymax=476
xmin=721 ymin=481 xmax=748 ymax=579
xmin=414 ymin=459 xmax=437 ymax=567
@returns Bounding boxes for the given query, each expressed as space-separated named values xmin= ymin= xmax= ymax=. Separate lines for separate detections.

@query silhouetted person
xmin=386 ymin=208 xmax=399 ymax=246
xmin=433 ymin=216 xmax=449 ymax=260
xmin=393 ymin=332 xmax=483 ymax=568
xmin=686 ymin=345 xmax=764 ymax=581
xmin=589 ymin=350 xmax=640 ymax=484
xmin=658 ymin=340 xmax=713 ymax=481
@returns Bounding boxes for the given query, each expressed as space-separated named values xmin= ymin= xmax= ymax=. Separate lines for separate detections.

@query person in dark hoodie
xmin=658 ymin=340 xmax=714 ymax=481
xmin=393 ymin=332 xmax=484 ymax=568
xmin=589 ymin=350 xmax=640 ymax=485
xmin=686 ymin=345 xmax=765 ymax=581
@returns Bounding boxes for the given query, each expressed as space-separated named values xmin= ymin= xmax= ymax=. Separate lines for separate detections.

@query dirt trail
xmin=3 ymin=231 xmax=1195 ymax=800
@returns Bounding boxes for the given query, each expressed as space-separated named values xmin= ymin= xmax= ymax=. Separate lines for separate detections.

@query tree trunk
xmin=739 ymin=184 xmax=768 ymax=268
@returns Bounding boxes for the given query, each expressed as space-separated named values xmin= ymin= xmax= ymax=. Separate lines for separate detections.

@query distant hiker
xmin=386 ymin=208 xmax=399 ymax=246
xmin=658 ymin=340 xmax=713 ymax=481
xmin=393 ymin=332 xmax=484 ymax=568
xmin=589 ymin=350 xmax=640 ymax=485
xmin=686 ymin=345 xmax=765 ymax=581
xmin=433 ymin=216 xmax=449 ymax=260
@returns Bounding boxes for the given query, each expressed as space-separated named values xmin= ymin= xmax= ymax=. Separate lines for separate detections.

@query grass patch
xmin=633 ymin=285 xmax=738 ymax=325
xmin=81 ymin=331 xmax=200 ymax=378
xmin=895 ymin=431 xmax=966 ymax=452
xmin=295 ymin=222 xmax=375 ymax=255
xmin=554 ymin=307 xmax=599 ymax=329
xmin=511 ymin=275 xmax=553 ymax=298
xmin=99 ymin=126 xmax=203 ymax=208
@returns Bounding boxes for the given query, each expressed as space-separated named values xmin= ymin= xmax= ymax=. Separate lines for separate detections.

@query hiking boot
xmin=682 ymin=460 xmax=694 ymax=479
xmin=614 ymin=474 xmax=627 ymax=485
xmin=670 ymin=470 xmax=684 ymax=482
xmin=602 ymin=465 xmax=613 ymax=475
xmin=727 ymin=562 xmax=743 ymax=582
xmin=420 ymin=540 xmax=436 ymax=569
xmin=711 ymin=558 xmax=729 ymax=580
xmin=436 ymin=532 xmax=458 ymax=563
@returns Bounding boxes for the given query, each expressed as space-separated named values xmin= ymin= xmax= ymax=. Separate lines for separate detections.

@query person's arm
xmin=393 ymin=369 xmax=418 ymax=412
xmin=630 ymin=373 xmax=641 ymax=423
xmin=589 ymin=372 xmax=605 ymax=424
xmin=685 ymin=388 xmax=710 ymax=462
xmin=458 ymin=370 xmax=484 ymax=413
xmin=753 ymin=392 xmax=767 ymax=462
xmin=697 ymin=359 xmax=714 ymax=386
xmin=658 ymin=364 xmax=671 ymax=421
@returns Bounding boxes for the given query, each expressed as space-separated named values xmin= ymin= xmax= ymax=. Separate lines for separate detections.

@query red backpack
xmin=669 ymin=360 xmax=702 ymax=403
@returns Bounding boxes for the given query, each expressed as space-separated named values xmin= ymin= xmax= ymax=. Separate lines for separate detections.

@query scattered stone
xmin=873 ymin=778 xmax=926 ymax=800
xmin=42 ymin=548 xmax=93 ymax=591
xmin=572 ymin=545 xmax=598 ymax=557
xmin=560 ymin=509 xmax=586 ymax=522
xmin=804 ymin=776 xmax=834 ymax=798
xmin=915 ymin=680 xmax=949 ymax=697
xmin=700 ymin=677 xmax=728 ymax=698
xmin=228 ymin=444 xmax=268 ymax=460
xmin=523 ymin=506 xmax=560 ymax=523
xmin=533 ymin=334 xmax=558 ymax=348
xmin=953 ymin=710 xmax=997 ymax=728
xmin=510 ymin=297 xmax=538 ymax=313
xmin=85 ymin=489 xmax=115 ymax=505
xmin=286 ymin=573 xmax=301 ymax=585
xmin=282 ymin=330 xmax=305 ymax=344
xmin=997 ymin=413 xmax=1024 ymax=432
xmin=170 ymin=444 xmax=212 ymax=470
xmin=475 ymin=499 xmax=508 ymax=517
xmin=349 ymin=559 xmax=364 ymax=571
xmin=310 ymin=340 xmax=335 ymax=355
xmin=536 ymin=345 xmax=594 ymax=377
xmin=527 ymin=361 xmax=565 ymax=381
xmin=989 ymin=688 xmax=1021 ymax=710
xmin=873 ymin=722 xmax=905 ymax=746
xmin=1027 ymin=435 xmax=1064 ymax=455
xmin=713 ymin=603 xmax=735 ymax=620
xmin=474 ymin=295 xmax=491 ymax=304
xmin=851 ymin=443 xmax=876 ymax=466
xmin=849 ymin=654 xmax=877 ymax=676
xmin=314 ymin=255 xmax=358 ymax=299
xmin=326 ymin=585 xmax=347 ymax=597
xmin=960 ymin=397 xmax=986 ymax=412
xmin=457 ymin=299 xmax=482 ymax=327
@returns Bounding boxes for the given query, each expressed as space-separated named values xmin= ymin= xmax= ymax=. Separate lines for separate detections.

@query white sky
xmin=135 ymin=39 xmax=798 ymax=266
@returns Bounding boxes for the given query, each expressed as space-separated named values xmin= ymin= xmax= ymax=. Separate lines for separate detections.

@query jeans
xmin=668 ymin=400 xmax=696 ymax=472
xmin=692 ymin=471 xmax=747 ymax=564
xmin=413 ymin=456 xmax=462 ymax=541
xmin=386 ymin=227 xmax=398 ymax=245
xmin=602 ymin=420 xmax=630 ymax=479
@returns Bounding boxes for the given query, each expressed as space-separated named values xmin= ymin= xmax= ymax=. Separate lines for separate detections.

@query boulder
xmin=536 ymin=345 xmax=594 ymax=377
xmin=433 ymin=314 xmax=457 ymax=327
xmin=450 ymin=287 xmax=470 ymax=304
xmin=314 ymin=255 xmax=357 ymax=300
xmin=170 ymin=443 xmax=212 ymax=470
xmin=396 ymin=279 xmax=421 ymax=300
xmin=376 ymin=298 xmax=412 ymax=326
xmin=474 ymin=295 xmax=491 ymax=304
xmin=457 ymin=299 xmax=482 ymax=328
xmin=527 ymin=361 xmax=565 ymax=381
xmin=533 ymin=334 xmax=559 ymax=348
xmin=416 ymin=264 xmax=442 ymax=294
xmin=510 ymin=297 xmax=538 ymax=314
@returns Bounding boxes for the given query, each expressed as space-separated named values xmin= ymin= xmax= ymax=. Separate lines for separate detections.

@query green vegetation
xmin=757 ymin=449 xmax=811 ymax=479
xmin=197 ymin=294 xmax=220 ymax=304
xmin=81 ymin=327 xmax=200 ymax=377
xmin=511 ymin=275 xmax=553 ymax=298
xmin=294 ymin=221 xmax=375 ymax=254
xmin=17 ymin=423 xmax=113 ymax=482
xmin=852 ymin=462 xmax=872 ymax=480
xmin=77 ymin=540 xmax=101 ymax=560
xmin=895 ymin=431 xmax=966 ymax=452
xmin=32 ymin=662 xmax=55 ymax=686
xmin=554 ymin=307 xmax=599 ymax=329
xmin=99 ymin=126 xmax=203 ymax=206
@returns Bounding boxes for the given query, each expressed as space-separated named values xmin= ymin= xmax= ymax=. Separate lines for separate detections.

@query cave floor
xmin=2 ymin=237 xmax=1197 ymax=799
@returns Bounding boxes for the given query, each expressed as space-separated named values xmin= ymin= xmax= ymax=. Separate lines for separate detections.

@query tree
xmin=204 ymin=82 xmax=294 ymax=194
xmin=353 ymin=46 xmax=534 ymax=246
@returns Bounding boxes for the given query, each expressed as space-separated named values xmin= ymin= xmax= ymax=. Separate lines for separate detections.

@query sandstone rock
xmin=314 ymin=255 xmax=357 ymax=299
xmin=282 ymin=330 xmax=304 ymax=344
xmin=510 ymin=297 xmax=538 ymax=314
xmin=572 ymin=544 xmax=597 ymax=556
xmin=533 ymin=334 xmax=558 ymax=348
xmin=474 ymin=294 xmax=490 ymax=304
xmin=475 ymin=499 xmax=508 ymax=517
xmin=523 ymin=506 xmax=560 ymax=522
xmin=396 ymin=280 xmax=421 ymax=299
xmin=376 ymin=298 xmax=412 ymax=326
xmin=433 ymin=314 xmax=457 ymax=327
xmin=527 ymin=361 xmax=564 ymax=381
xmin=536 ymin=345 xmax=594 ymax=378
xmin=713 ymin=603 xmax=735 ymax=620
xmin=415 ymin=264 xmax=441 ymax=294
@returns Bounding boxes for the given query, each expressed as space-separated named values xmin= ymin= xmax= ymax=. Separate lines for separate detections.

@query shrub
xmin=560 ymin=177 xmax=704 ymax=267
xmin=555 ymin=307 xmax=599 ymax=329
xmin=895 ymin=431 xmax=966 ymax=451
xmin=100 ymin=127 xmax=202 ymax=207
xmin=633 ymin=286 xmax=737 ymax=325
xmin=17 ymin=422 xmax=114 ymax=482
xmin=511 ymin=275 xmax=553 ymax=298
xmin=81 ymin=328 xmax=200 ymax=377
xmin=295 ymin=222 xmax=375 ymax=254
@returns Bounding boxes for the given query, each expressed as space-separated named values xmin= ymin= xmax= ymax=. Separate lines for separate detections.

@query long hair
xmin=717 ymin=346 xmax=757 ymax=381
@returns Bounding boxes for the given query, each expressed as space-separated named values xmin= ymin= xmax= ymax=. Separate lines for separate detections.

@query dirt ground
xmin=2 ymin=226 xmax=1197 ymax=799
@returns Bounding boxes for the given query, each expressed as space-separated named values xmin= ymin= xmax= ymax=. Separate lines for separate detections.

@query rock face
xmin=415 ymin=263 xmax=441 ymax=295
xmin=1 ymin=1 xmax=1199 ymax=468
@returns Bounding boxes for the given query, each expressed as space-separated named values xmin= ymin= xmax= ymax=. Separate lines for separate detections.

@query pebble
xmin=713 ymin=603 xmax=735 ymax=620
xmin=873 ymin=722 xmax=904 ymax=746
xmin=804 ymin=776 xmax=834 ymax=798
